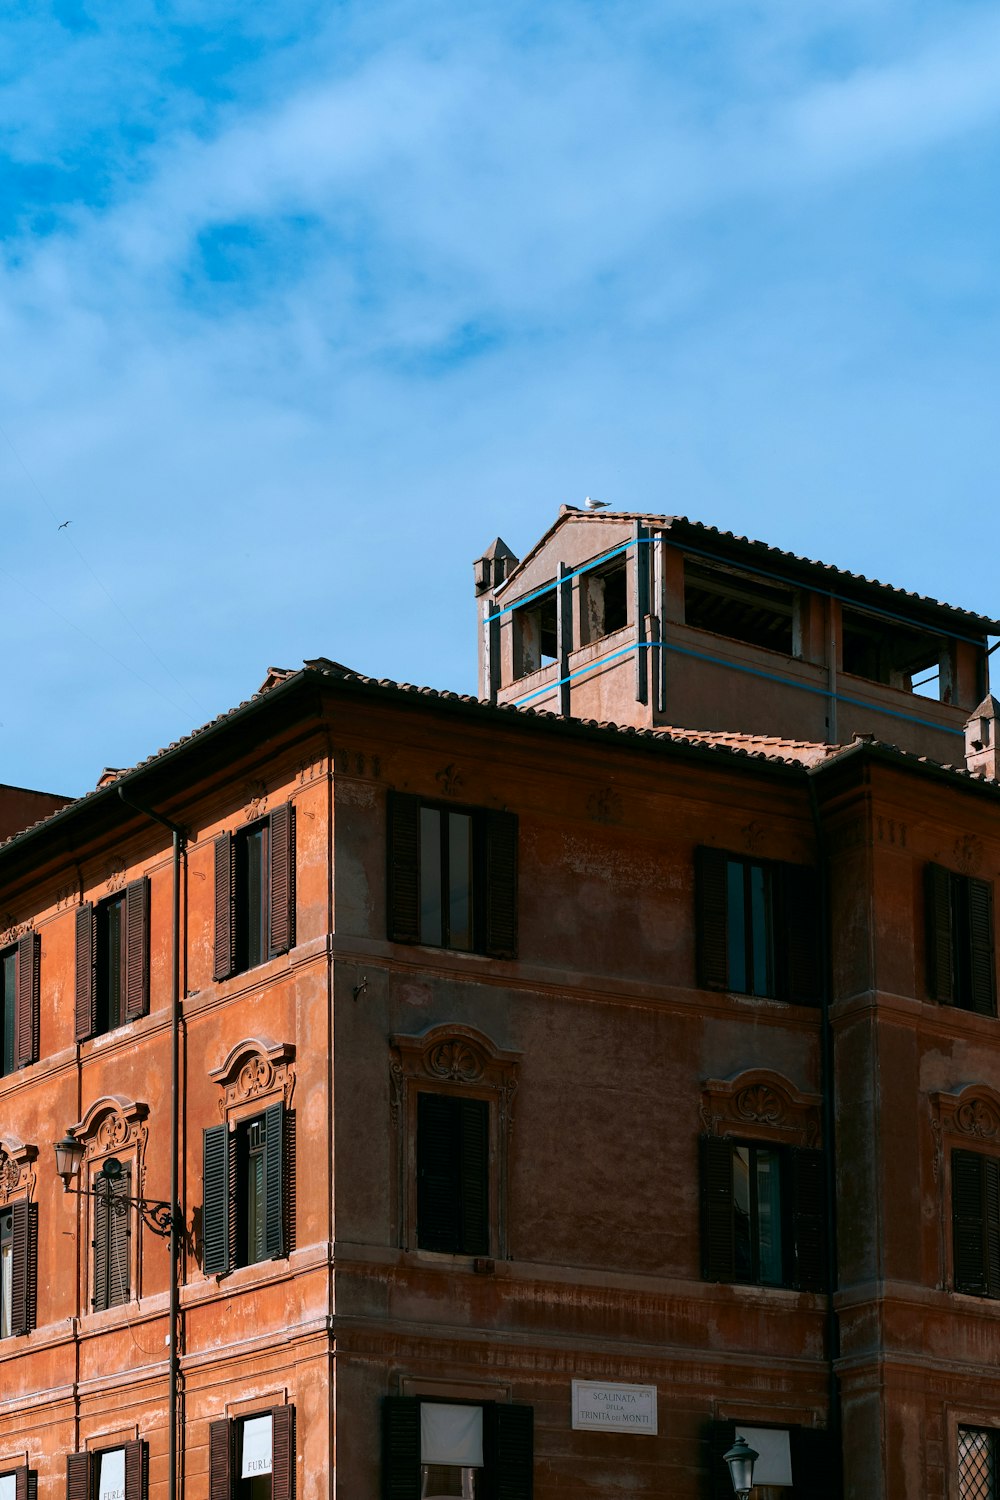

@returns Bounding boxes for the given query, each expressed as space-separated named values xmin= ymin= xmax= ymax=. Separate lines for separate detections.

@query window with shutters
xmin=75 ymin=882 xmax=149 ymax=1042
xmin=695 ymin=847 xmax=822 ymax=1003
xmin=959 ymin=1426 xmax=998 ymax=1499
xmin=390 ymin=1026 xmax=519 ymax=1260
xmin=91 ymin=1165 xmax=131 ymax=1311
xmin=208 ymin=1407 xmax=295 ymax=1500
xmin=0 ymin=933 xmax=39 ymax=1075
xmin=952 ymin=1149 xmax=1000 ymax=1298
xmin=0 ymin=1466 xmax=37 ymax=1500
xmin=387 ymin=794 xmax=518 ymax=959
xmin=926 ymin=864 xmax=996 ymax=1016
xmin=65 ymin=1441 xmax=146 ymax=1500
xmin=214 ymin=805 xmax=295 ymax=982
xmin=705 ymin=1420 xmax=835 ymax=1499
xmin=202 ymin=1073 xmax=294 ymax=1277
xmin=0 ymin=1198 xmax=37 ymax=1338
xmin=700 ymin=1121 xmax=827 ymax=1292
xmin=383 ymin=1398 xmax=532 ymax=1500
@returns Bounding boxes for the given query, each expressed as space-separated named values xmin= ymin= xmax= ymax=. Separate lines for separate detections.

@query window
xmin=417 ymin=1093 xmax=489 ymax=1255
xmin=581 ymin=556 xmax=628 ymax=643
xmin=202 ymin=1103 xmax=291 ymax=1275
xmin=383 ymin=1399 xmax=532 ymax=1500
xmin=684 ymin=560 xmax=796 ymax=656
xmin=91 ymin=1165 xmax=130 ymax=1312
xmin=208 ymin=1408 xmax=296 ymax=1500
xmin=952 ymin=1150 xmax=1000 ymax=1297
xmin=75 ymin=882 xmax=148 ymax=1042
xmin=842 ymin=605 xmax=952 ymax=699
xmin=0 ymin=1199 xmax=37 ymax=1338
xmin=695 ymin=848 xmax=821 ymax=1003
xmin=926 ymin=865 xmax=996 ymax=1016
xmin=0 ymin=1468 xmax=37 ymax=1500
xmin=706 ymin=1423 xmax=835 ymax=1499
xmin=960 ymin=1427 xmax=998 ymax=1499
xmin=65 ymin=1443 xmax=145 ymax=1500
xmin=387 ymin=795 xmax=518 ymax=959
xmin=0 ymin=933 xmax=39 ymax=1075
xmin=701 ymin=1137 xmax=826 ymax=1291
xmin=512 ymin=588 xmax=558 ymax=678
xmin=214 ymin=804 xmax=295 ymax=982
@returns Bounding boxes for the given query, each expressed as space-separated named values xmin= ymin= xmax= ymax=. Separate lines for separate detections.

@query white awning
xmin=0 ymin=1474 xmax=18 ymax=1500
xmin=420 ymin=1405 xmax=484 ymax=1467
xmin=97 ymin=1449 xmax=125 ymax=1500
xmin=740 ymin=1427 xmax=792 ymax=1486
xmin=241 ymin=1415 xmax=273 ymax=1479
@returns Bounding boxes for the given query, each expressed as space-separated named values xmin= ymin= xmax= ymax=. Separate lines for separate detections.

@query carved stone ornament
xmin=700 ymin=1070 xmax=822 ymax=1148
xmin=104 ymin=856 xmax=126 ymax=893
xmin=435 ymin=763 xmax=463 ymax=797
xmin=930 ymin=1085 xmax=1000 ymax=1180
xmin=209 ymin=1037 xmax=296 ymax=1117
xmin=0 ymin=1134 xmax=38 ymax=1204
xmin=587 ymin=788 xmax=623 ymax=825
xmin=741 ymin=820 xmax=766 ymax=854
xmin=0 ymin=913 xmax=27 ymax=947
xmin=953 ymin=834 xmax=984 ymax=876
xmin=70 ymin=1096 xmax=150 ymax=1163
xmin=244 ymin=779 xmax=269 ymax=822
xmin=389 ymin=1024 xmax=520 ymax=1256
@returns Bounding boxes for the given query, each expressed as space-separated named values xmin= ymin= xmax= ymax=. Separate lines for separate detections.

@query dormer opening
xmin=683 ymin=559 xmax=796 ymax=656
xmin=512 ymin=587 xmax=559 ymax=679
xmin=581 ymin=555 xmax=629 ymax=644
xmin=841 ymin=607 xmax=951 ymax=701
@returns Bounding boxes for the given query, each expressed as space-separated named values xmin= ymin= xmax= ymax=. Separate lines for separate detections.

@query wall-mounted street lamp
xmin=723 ymin=1435 xmax=759 ymax=1498
xmin=53 ymin=1134 xmax=178 ymax=1237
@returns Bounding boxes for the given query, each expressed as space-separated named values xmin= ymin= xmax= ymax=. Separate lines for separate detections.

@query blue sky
xmin=2 ymin=0 xmax=999 ymax=794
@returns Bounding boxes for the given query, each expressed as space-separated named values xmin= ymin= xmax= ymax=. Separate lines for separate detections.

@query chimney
xmin=473 ymin=537 xmax=519 ymax=597
xmin=965 ymin=694 xmax=1000 ymax=779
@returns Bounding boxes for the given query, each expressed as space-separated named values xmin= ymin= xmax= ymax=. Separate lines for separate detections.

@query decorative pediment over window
xmin=69 ymin=1095 xmax=149 ymax=1162
xmin=209 ymin=1037 xmax=296 ymax=1116
xmin=0 ymin=1132 xmax=37 ymax=1202
xmin=929 ymin=1084 xmax=1000 ymax=1178
xmin=700 ymin=1069 xmax=822 ymax=1147
xmin=390 ymin=1023 xmax=519 ymax=1098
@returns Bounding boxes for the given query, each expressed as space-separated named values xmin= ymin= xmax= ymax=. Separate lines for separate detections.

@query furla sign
xmin=571 ymin=1381 xmax=658 ymax=1435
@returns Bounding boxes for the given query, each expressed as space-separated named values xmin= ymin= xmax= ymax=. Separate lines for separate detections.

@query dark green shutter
xmin=269 ymin=804 xmax=295 ymax=957
xmin=789 ymin=1148 xmax=827 ymax=1292
xmin=460 ymin=1098 xmax=490 ymax=1256
xmin=485 ymin=1403 xmax=533 ymax=1500
xmin=779 ymin=863 xmax=822 ymax=1004
xmin=701 ymin=1136 xmax=735 ymax=1281
xmin=986 ymin=1157 xmax=1000 ymax=1297
xmin=213 ymin=834 xmax=236 ymax=981
xmin=695 ymin=847 xmax=728 ymax=990
xmin=124 ymin=877 xmax=150 ymax=1022
xmin=264 ymin=1101 xmax=286 ymax=1259
xmin=124 ymin=1441 xmax=146 ymax=1500
xmin=926 ymin=864 xmax=954 ymax=1003
xmin=15 ymin=1467 xmax=37 ymax=1500
xmin=417 ymin=1093 xmax=461 ymax=1252
xmin=203 ymin=1124 xmax=230 ymax=1275
xmin=483 ymin=810 xmax=518 ymax=959
xmin=387 ymin=793 xmax=421 ymax=944
xmin=15 ymin=929 xmax=39 ymax=1067
xmin=953 ymin=1149 xmax=987 ymax=1294
xmin=968 ymin=877 xmax=996 ymax=1016
xmin=9 ymin=1198 xmax=37 ymax=1335
xmin=75 ymin=904 xmax=96 ymax=1042
xmin=381 ymin=1397 xmax=421 ymax=1500
xmin=790 ymin=1425 xmax=838 ymax=1498
xmin=107 ymin=1170 xmax=130 ymax=1307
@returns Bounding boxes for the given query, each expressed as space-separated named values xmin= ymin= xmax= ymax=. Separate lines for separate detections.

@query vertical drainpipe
xmin=807 ymin=772 xmax=842 ymax=1491
xmin=118 ymin=788 xmax=185 ymax=1500
xmin=557 ymin=561 xmax=572 ymax=717
xmin=634 ymin=521 xmax=649 ymax=706
xmin=828 ymin=596 xmax=839 ymax=744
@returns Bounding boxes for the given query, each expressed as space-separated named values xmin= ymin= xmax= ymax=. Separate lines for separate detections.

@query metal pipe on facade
xmin=118 ymin=787 xmax=186 ymax=1500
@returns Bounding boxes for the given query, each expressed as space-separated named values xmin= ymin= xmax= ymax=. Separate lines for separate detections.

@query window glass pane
xmin=959 ymin=1426 xmax=995 ymax=1499
xmin=420 ymin=808 xmax=443 ymax=946
xmin=726 ymin=861 xmax=747 ymax=993
xmin=421 ymin=1467 xmax=480 ymax=1499
xmin=97 ymin=1448 xmax=125 ymax=1500
xmin=1 ymin=951 xmax=14 ymax=1076
xmin=749 ymin=864 xmax=772 ymax=997
xmin=240 ymin=1413 xmax=273 ymax=1478
xmin=0 ymin=1474 xmax=16 ymax=1500
xmin=448 ymin=814 xmax=473 ymax=952
xmin=1 ymin=1229 xmax=11 ymax=1339
xmin=733 ymin=1147 xmax=752 ymax=1280
xmin=106 ymin=898 xmax=124 ymax=1028
xmin=755 ymin=1150 xmax=783 ymax=1285
xmin=246 ymin=827 xmax=266 ymax=968
xmin=245 ymin=1120 xmax=266 ymax=1265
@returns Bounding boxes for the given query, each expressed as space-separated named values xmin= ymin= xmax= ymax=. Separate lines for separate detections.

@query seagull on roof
xmin=584 ymin=496 xmax=610 ymax=510
xmin=58 ymin=520 xmax=71 ymax=529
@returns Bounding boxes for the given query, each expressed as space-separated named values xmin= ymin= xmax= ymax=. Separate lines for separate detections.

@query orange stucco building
xmin=2 ymin=510 xmax=1000 ymax=1499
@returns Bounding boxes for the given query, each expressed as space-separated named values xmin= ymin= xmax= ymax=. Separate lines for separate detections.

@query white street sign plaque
xmin=572 ymin=1380 xmax=658 ymax=1435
